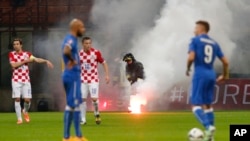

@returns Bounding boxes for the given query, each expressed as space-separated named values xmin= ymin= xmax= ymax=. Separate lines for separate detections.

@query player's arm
xmin=10 ymin=60 xmax=31 ymax=69
xmin=9 ymin=53 xmax=32 ymax=69
xmin=63 ymin=45 xmax=74 ymax=61
xmin=97 ymin=50 xmax=110 ymax=84
xmin=217 ymin=56 xmax=229 ymax=82
xmin=216 ymin=44 xmax=229 ymax=82
xmin=63 ymin=45 xmax=76 ymax=68
xmin=221 ymin=57 xmax=229 ymax=78
xmin=32 ymin=56 xmax=54 ymax=68
xmin=102 ymin=62 xmax=110 ymax=84
xmin=186 ymin=38 xmax=196 ymax=76
xmin=186 ymin=51 xmax=195 ymax=76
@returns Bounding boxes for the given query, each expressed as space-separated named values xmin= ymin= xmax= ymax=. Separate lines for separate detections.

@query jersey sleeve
xmin=188 ymin=38 xmax=196 ymax=53
xmin=26 ymin=52 xmax=36 ymax=60
xmin=63 ymin=37 xmax=74 ymax=49
xmin=8 ymin=52 xmax=16 ymax=63
xmin=216 ymin=44 xmax=224 ymax=59
xmin=26 ymin=52 xmax=32 ymax=57
xmin=96 ymin=50 xmax=105 ymax=63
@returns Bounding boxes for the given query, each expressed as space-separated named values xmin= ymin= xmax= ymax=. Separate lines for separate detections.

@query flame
xmin=128 ymin=94 xmax=147 ymax=114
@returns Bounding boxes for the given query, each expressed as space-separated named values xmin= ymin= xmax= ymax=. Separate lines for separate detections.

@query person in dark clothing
xmin=123 ymin=53 xmax=145 ymax=85
xmin=123 ymin=53 xmax=146 ymax=113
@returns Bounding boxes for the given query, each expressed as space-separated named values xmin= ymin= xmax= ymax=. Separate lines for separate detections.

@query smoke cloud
xmin=29 ymin=0 xmax=250 ymax=111
xmin=227 ymin=0 xmax=250 ymax=73
xmin=89 ymin=0 xmax=250 ymax=110
xmin=90 ymin=0 xmax=165 ymax=58
xmin=132 ymin=0 xmax=237 ymax=97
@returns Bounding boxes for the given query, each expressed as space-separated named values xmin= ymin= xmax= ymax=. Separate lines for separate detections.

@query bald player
xmin=61 ymin=19 xmax=88 ymax=141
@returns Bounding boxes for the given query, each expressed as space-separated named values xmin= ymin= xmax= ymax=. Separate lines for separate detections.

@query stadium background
xmin=0 ymin=0 xmax=250 ymax=112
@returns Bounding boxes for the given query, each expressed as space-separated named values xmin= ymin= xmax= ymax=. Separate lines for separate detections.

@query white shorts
xmin=81 ymin=83 xmax=99 ymax=99
xmin=12 ymin=81 xmax=32 ymax=99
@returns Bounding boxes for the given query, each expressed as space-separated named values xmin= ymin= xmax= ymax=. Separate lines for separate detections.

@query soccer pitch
xmin=0 ymin=111 xmax=249 ymax=141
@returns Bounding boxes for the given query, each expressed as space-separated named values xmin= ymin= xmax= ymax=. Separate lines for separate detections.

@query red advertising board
xmin=157 ymin=79 xmax=250 ymax=110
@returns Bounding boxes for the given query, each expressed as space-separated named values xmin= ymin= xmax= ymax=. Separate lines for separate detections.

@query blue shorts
xmin=190 ymin=78 xmax=215 ymax=105
xmin=62 ymin=72 xmax=82 ymax=108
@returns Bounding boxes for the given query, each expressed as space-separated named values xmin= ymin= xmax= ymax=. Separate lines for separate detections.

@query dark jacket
xmin=126 ymin=60 xmax=145 ymax=85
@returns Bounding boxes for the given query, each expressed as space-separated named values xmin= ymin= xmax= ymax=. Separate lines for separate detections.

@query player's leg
xmin=73 ymin=80 xmax=82 ymax=137
xmin=92 ymin=98 xmax=101 ymax=125
xmin=203 ymin=80 xmax=216 ymax=141
xmin=80 ymin=83 xmax=89 ymax=124
xmin=203 ymin=105 xmax=215 ymax=141
xmin=73 ymin=79 xmax=88 ymax=141
xmin=192 ymin=105 xmax=210 ymax=128
xmin=204 ymin=79 xmax=216 ymax=126
xmin=90 ymin=83 xmax=100 ymax=124
xmin=64 ymin=106 xmax=73 ymax=140
xmin=74 ymin=111 xmax=88 ymax=141
xmin=204 ymin=106 xmax=214 ymax=126
xmin=22 ymin=82 xmax=32 ymax=122
xmin=12 ymin=81 xmax=22 ymax=124
xmin=190 ymin=79 xmax=210 ymax=129
xmin=73 ymin=108 xmax=82 ymax=137
xmin=62 ymin=77 xmax=74 ymax=140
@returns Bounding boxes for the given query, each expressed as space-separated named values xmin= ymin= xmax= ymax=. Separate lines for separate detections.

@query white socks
xmin=80 ymin=101 xmax=87 ymax=122
xmin=93 ymin=100 xmax=99 ymax=116
xmin=80 ymin=100 xmax=100 ymax=122
xmin=15 ymin=101 xmax=22 ymax=120
xmin=23 ymin=102 xmax=31 ymax=113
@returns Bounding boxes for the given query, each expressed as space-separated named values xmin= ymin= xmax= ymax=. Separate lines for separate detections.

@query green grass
xmin=0 ymin=111 xmax=249 ymax=141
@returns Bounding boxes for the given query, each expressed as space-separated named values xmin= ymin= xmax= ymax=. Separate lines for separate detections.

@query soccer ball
xmin=188 ymin=128 xmax=204 ymax=141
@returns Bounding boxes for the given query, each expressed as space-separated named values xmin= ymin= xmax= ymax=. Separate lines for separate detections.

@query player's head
xmin=195 ymin=20 xmax=210 ymax=36
xmin=13 ymin=38 xmax=23 ymax=52
xmin=82 ymin=36 xmax=92 ymax=52
xmin=70 ymin=18 xmax=85 ymax=37
xmin=123 ymin=53 xmax=135 ymax=64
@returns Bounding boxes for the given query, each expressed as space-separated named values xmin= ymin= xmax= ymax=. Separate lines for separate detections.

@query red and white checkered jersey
xmin=79 ymin=48 xmax=105 ymax=83
xmin=9 ymin=51 xmax=32 ymax=82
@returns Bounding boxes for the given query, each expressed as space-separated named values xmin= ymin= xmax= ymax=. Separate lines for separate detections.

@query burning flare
xmin=128 ymin=94 xmax=147 ymax=114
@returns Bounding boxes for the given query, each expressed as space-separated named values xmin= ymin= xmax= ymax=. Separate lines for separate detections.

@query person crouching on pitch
xmin=79 ymin=37 xmax=110 ymax=125
xmin=123 ymin=53 xmax=145 ymax=111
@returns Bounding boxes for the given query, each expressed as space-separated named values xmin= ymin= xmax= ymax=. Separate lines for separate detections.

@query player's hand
xmin=216 ymin=75 xmax=226 ymax=83
xmin=105 ymin=75 xmax=110 ymax=84
xmin=67 ymin=60 xmax=77 ymax=69
xmin=46 ymin=60 xmax=54 ymax=69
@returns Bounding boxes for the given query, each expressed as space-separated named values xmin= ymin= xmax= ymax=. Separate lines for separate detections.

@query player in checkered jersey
xmin=9 ymin=38 xmax=53 ymax=124
xmin=79 ymin=37 xmax=110 ymax=125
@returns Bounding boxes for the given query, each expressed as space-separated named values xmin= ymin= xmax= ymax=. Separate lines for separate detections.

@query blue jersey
xmin=61 ymin=34 xmax=81 ymax=108
xmin=189 ymin=34 xmax=224 ymax=79
xmin=189 ymin=34 xmax=224 ymax=105
xmin=62 ymin=34 xmax=80 ymax=74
